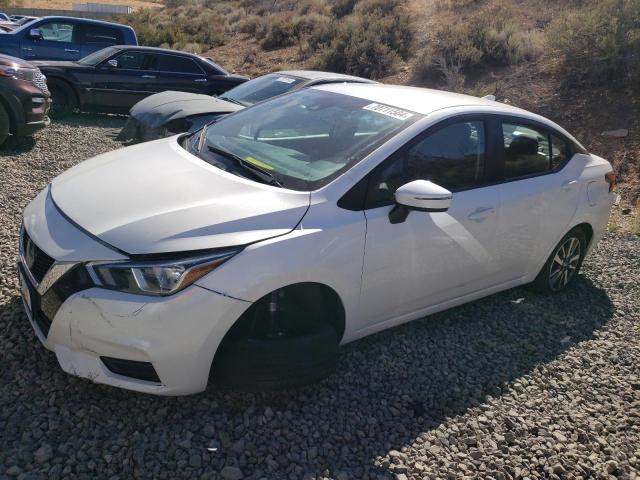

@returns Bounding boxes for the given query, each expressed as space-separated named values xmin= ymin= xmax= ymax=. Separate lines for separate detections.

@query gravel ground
xmin=1 ymin=117 xmax=639 ymax=480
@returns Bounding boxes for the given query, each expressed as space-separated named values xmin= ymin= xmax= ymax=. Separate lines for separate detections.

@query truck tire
xmin=0 ymin=104 xmax=9 ymax=147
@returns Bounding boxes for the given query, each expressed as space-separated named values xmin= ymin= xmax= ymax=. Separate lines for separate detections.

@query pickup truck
xmin=0 ymin=16 xmax=137 ymax=61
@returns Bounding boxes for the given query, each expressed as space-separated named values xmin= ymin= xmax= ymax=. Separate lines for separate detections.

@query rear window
xmin=80 ymin=24 xmax=124 ymax=45
xmin=155 ymin=54 xmax=203 ymax=74
xmin=220 ymin=74 xmax=305 ymax=106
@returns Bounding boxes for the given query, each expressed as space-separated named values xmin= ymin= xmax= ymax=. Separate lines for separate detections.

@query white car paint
xmin=19 ymin=84 xmax=616 ymax=395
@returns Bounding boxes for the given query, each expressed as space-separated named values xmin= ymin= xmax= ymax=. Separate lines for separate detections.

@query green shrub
xmin=547 ymin=0 xmax=640 ymax=85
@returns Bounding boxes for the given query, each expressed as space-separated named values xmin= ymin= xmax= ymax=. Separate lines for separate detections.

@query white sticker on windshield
xmin=276 ymin=77 xmax=296 ymax=84
xmin=363 ymin=103 xmax=414 ymax=121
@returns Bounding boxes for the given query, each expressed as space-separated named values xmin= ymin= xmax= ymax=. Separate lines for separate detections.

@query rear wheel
xmin=49 ymin=81 xmax=76 ymax=118
xmin=531 ymin=227 xmax=587 ymax=294
xmin=0 ymin=104 xmax=9 ymax=146
xmin=211 ymin=285 xmax=340 ymax=391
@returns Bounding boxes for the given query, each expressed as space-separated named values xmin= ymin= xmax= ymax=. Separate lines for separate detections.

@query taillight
xmin=605 ymin=171 xmax=617 ymax=192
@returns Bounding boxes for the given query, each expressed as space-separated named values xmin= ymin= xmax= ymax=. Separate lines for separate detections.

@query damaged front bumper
xmin=19 ymin=187 xmax=251 ymax=395
xmin=20 ymin=281 xmax=248 ymax=395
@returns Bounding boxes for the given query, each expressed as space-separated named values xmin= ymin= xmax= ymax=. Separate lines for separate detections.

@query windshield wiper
xmin=207 ymin=145 xmax=283 ymax=187
xmin=218 ymin=96 xmax=245 ymax=107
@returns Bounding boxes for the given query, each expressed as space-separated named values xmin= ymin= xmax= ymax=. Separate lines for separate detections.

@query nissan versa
xmin=19 ymin=84 xmax=616 ymax=395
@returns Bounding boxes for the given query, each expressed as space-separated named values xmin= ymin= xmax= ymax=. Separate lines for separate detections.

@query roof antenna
xmin=482 ymin=94 xmax=496 ymax=101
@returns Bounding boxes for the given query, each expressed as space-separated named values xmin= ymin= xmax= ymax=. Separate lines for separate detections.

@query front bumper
xmin=19 ymin=189 xmax=251 ymax=395
xmin=20 ymin=264 xmax=249 ymax=395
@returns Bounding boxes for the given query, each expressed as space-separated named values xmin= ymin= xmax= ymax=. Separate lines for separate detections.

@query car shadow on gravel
xmin=0 ymin=274 xmax=615 ymax=479
xmin=0 ymin=135 xmax=37 ymax=156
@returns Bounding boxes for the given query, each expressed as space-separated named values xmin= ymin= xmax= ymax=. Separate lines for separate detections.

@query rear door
xmin=21 ymin=20 xmax=81 ymax=60
xmin=495 ymin=117 xmax=583 ymax=280
xmin=150 ymin=53 xmax=208 ymax=94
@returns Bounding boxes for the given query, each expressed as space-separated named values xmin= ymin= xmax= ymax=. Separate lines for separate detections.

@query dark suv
xmin=0 ymin=53 xmax=50 ymax=146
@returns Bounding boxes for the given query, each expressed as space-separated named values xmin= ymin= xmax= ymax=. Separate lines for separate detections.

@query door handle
xmin=24 ymin=47 xmax=33 ymax=51
xmin=194 ymin=78 xmax=207 ymax=82
xmin=65 ymin=49 xmax=79 ymax=53
xmin=468 ymin=206 xmax=495 ymax=221
xmin=562 ymin=180 xmax=578 ymax=191
xmin=141 ymin=75 xmax=156 ymax=79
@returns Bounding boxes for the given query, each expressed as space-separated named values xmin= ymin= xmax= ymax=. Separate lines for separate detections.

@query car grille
xmin=31 ymin=70 xmax=49 ymax=95
xmin=21 ymin=229 xmax=55 ymax=284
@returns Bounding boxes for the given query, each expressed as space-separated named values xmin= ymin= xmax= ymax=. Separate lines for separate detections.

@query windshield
xmin=220 ymin=73 xmax=305 ymax=106
xmin=78 ymin=46 xmax=119 ymax=66
xmin=196 ymin=89 xmax=420 ymax=191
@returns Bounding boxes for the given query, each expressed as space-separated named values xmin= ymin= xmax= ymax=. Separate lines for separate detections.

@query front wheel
xmin=49 ymin=82 xmax=76 ymax=118
xmin=210 ymin=286 xmax=340 ymax=391
xmin=531 ymin=228 xmax=587 ymax=294
xmin=0 ymin=104 xmax=9 ymax=146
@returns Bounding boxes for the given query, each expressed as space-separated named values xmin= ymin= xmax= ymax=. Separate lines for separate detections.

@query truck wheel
xmin=211 ymin=286 xmax=340 ymax=391
xmin=49 ymin=82 xmax=76 ymax=118
xmin=0 ymin=104 xmax=9 ymax=147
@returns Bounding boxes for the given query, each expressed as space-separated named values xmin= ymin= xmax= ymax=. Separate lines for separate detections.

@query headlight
xmin=87 ymin=248 xmax=240 ymax=296
xmin=0 ymin=64 xmax=36 ymax=82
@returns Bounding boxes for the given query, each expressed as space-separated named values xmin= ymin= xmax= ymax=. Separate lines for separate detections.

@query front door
xmin=21 ymin=20 xmax=81 ymax=60
xmin=89 ymin=50 xmax=156 ymax=110
xmin=357 ymin=117 xmax=505 ymax=331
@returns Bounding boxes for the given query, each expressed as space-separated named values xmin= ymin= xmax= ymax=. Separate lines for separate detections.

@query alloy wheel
xmin=549 ymin=236 xmax=582 ymax=291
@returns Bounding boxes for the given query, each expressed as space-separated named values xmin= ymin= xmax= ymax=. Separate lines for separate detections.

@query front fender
xmin=195 ymin=202 xmax=366 ymax=340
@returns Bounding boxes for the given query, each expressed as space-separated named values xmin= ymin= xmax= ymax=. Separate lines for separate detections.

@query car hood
xmin=31 ymin=60 xmax=89 ymax=70
xmin=50 ymin=136 xmax=310 ymax=255
xmin=129 ymin=90 xmax=242 ymax=129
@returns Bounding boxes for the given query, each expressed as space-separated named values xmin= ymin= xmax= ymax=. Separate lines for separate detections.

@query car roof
xmin=312 ymin=83 xmax=584 ymax=148
xmin=110 ymin=45 xmax=203 ymax=59
xmin=29 ymin=16 xmax=133 ymax=29
xmin=313 ymin=83 xmax=517 ymax=114
xmin=276 ymin=70 xmax=376 ymax=84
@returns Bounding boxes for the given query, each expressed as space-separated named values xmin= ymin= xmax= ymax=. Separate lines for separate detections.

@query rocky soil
xmin=1 ymin=117 xmax=639 ymax=479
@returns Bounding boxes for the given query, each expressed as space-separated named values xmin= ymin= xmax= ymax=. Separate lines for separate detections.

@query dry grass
xmin=21 ymin=0 xmax=162 ymax=9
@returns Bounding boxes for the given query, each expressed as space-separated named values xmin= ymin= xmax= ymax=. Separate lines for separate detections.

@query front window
xmin=195 ymin=89 xmax=420 ymax=191
xmin=78 ymin=46 xmax=119 ymax=65
xmin=366 ymin=120 xmax=486 ymax=207
xmin=220 ymin=73 xmax=305 ymax=106
xmin=39 ymin=22 xmax=74 ymax=43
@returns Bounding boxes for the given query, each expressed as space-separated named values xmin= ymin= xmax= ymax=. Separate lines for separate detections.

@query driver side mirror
xmin=28 ymin=28 xmax=42 ymax=40
xmin=389 ymin=180 xmax=452 ymax=224
xmin=106 ymin=59 xmax=118 ymax=68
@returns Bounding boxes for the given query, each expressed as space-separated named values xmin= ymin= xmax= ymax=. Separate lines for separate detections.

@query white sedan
xmin=19 ymin=84 xmax=616 ymax=395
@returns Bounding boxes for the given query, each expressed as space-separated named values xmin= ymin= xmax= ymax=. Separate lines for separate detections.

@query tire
xmin=49 ymin=81 xmax=76 ymax=118
xmin=0 ymin=104 xmax=9 ymax=147
xmin=212 ymin=324 xmax=339 ymax=392
xmin=531 ymin=227 xmax=587 ymax=294
xmin=211 ymin=286 xmax=340 ymax=391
